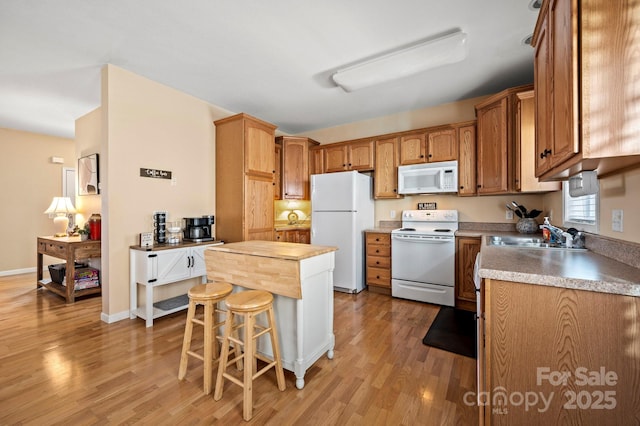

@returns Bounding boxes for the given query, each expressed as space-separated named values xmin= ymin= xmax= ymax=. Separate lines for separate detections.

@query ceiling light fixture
xmin=332 ymin=30 xmax=468 ymax=92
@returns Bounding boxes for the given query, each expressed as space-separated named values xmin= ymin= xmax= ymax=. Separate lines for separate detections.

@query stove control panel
xmin=401 ymin=210 xmax=458 ymax=222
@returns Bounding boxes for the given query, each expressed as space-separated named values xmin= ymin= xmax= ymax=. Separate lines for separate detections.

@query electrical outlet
xmin=390 ymin=210 xmax=396 ymax=219
xmin=506 ymin=210 xmax=514 ymax=220
xmin=612 ymin=209 xmax=623 ymax=232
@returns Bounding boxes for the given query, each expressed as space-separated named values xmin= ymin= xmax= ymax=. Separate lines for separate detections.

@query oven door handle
xmin=392 ymin=235 xmax=453 ymax=243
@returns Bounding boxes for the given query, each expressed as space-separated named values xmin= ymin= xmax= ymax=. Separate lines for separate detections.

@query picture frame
xmin=78 ymin=153 xmax=100 ymax=195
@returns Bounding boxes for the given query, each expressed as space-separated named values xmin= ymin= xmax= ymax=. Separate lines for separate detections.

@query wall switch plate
xmin=506 ymin=210 xmax=514 ymax=220
xmin=612 ymin=209 xmax=623 ymax=232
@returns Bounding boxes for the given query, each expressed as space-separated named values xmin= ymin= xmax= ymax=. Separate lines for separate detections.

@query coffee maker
xmin=183 ymin=215 xmax=214 ymax=242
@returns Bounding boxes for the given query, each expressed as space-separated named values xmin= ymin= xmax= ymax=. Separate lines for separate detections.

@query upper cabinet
xmin=475 ymin=92 xmax=510 ymax=194
xmin=457 ymin=122 xmax=477 ymax=196
xmin=532 ymin=0 xmax=640 ymax=180
xmin=399 ymin=127 xmax=458 ymax=165
xmin=324 ymin=140 xmax=375 ymax=173
xmin=309 ymin=145 xmax=325 ymax=176
xmin=515 ymin=91 xmax=561 ymax=192
xmin=215 ymin=113 xmax=276 ymax=242
xmin=276 ymin=136 xmax=319 ymax=200
xmin=374 ymin=136 xmax=401 ymax=199
xmin=475 ymin=84 xmax=557 ymax=194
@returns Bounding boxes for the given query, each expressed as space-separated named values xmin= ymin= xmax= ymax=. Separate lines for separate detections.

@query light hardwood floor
xmin=0 ymin=273 xmax=478 ymax=425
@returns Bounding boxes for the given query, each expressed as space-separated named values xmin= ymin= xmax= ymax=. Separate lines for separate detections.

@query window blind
xmin=565 ymin=193 xmax=597 ymax=224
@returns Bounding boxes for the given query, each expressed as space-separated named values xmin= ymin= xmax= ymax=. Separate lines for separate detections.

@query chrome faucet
xmin=540 ymin=223 xmax=571 ymax=246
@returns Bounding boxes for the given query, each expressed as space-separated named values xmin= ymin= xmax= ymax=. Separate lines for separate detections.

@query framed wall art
xmin=78 ymin=153 xmax=100 ymax=195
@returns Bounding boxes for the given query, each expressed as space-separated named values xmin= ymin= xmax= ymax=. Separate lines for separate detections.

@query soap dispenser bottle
xmin=542 ymin=217 xmax=551 ymax=242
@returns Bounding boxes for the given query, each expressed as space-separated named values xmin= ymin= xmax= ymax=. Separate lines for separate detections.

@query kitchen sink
xmin=487 ymin=235 xmax=586 ymax=250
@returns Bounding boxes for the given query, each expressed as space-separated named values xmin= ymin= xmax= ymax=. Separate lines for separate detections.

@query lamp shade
xmin=44 ymin=197 xmax=76 ymax=237
xmin=332 ymin=30 xmax=468 ymax=92
xmin=44 ymin=197 xmax=77 ymax=215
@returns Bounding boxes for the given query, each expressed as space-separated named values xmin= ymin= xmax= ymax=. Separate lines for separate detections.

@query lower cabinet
xmin=275 ymin=229 xmax=310 ymax=244
xmin=129 ymin=242 xmax=221 ymax=327
xmin=455 ymin=236 xmax=480 ymax=311
xmin=480 ymin=279 xmax=640 ymax=425
xmin=365 ymin=232 xmax=391 ymax=294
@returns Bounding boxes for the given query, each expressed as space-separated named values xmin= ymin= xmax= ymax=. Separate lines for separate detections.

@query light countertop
xmin=206 ymin=241 xmax=337 ymax=261
xmin=476 ymin=232 xmax=640 ymax=298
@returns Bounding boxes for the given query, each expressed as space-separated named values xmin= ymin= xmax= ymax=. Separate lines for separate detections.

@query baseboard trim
xmin=0 ymin=267 xmax=36 ymax=277
xmin=101 ymin=310 xmax=131 ymax=324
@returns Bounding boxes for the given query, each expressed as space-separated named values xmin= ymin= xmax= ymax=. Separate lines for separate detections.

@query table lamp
xmin=44 ymin=197 xmax=77 ymax=237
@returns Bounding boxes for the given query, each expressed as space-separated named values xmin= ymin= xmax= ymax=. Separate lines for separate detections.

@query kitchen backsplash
xmin=274 ymin=200 xmax=311 ymax=227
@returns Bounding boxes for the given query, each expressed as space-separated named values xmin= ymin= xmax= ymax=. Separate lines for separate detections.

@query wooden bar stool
xmin=214 ymin=290 xmax=286 ymax=421
xmin=178 ymin=282 xmax=233 ymax=395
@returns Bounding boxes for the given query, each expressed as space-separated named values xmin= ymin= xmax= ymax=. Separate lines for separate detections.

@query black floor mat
xmin=422 ymin=306 xmax=477 ymax=358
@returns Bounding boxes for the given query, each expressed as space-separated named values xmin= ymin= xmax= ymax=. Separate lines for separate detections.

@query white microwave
xmin=397 ymin=161 xmax=458 ymax=194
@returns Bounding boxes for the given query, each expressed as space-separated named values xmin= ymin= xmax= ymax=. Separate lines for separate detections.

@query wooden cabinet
xmin=454 ymin=236 xmax=480 ymax=311
xmin=457 ymin=122 xmax=477 ymax=196
xmin=427 ymin=127 xmax=458 ymax=162
xmin=399 ymin=127 xmax=457 ymax=165
xmin=475 ymin=93 xmax=510 ymax=194
xmin=324 ymin=140 xmax=375 ymax=173
xmin=276 ymin=136 xmax=318 ymax=200
xmin=274 ymin=143 xmax=282 ymax=200
xmin=480 ymin=279 xmax=640 ymax=425
xmin=514 ymin=91 xmax=561 ymax=192
xmin=215 ymin=113 xmax=276 ymax=242
xmin=309 ymin=145 xmax=325 ymax=175
xmin=365 ymin=232 xmax=391 ymax=294
xmin=399 ymin=132 xmax=426 ymax=165
xmin=374 ymin=136 xmax=401 ymax=199
xmin=274 ymin=229 xmax=310 ymax=244
xmin=532 ymin=0 xmax=640 ymax=180
xmin=475 ymin=84 xmax=551 ymax=195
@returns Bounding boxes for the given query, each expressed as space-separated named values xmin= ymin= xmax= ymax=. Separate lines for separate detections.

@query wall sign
xmin=418 ymin=202 xmax=437 ymax=210
xmin=140 ymin=168 xmax=172 ymax=180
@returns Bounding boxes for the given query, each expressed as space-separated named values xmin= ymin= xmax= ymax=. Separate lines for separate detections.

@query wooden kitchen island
xmin=205 ymin=241 xmax=337 ymax=389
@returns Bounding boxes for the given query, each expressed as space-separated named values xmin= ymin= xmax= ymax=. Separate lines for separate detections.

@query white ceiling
xmin=0 ymin=0 xmax=540 ymax=139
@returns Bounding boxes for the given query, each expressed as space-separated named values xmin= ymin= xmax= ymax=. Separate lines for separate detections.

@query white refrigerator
xmin=310 ymin=171 xmax=374 ymax=293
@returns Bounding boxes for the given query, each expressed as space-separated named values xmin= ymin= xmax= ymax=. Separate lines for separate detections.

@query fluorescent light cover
xmin=332 ymin=31 xmax=468 ymax=92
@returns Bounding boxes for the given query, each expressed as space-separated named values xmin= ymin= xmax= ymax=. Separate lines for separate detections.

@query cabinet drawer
xmin=367 ymin=267 xmax=391 ymax=287
xmin=367 ymin=256 xmax=390 ymax=269
xmin=366 ymin=233 xmax=390 ymax=245
xmin=367 ymin=245 xmax=390 ymax=257
xmin=40 ymin=240 xmax=66 ymax=257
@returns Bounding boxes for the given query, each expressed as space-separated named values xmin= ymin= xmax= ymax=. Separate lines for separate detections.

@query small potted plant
xmin=78 ymin=223 xmax=90 ymax=241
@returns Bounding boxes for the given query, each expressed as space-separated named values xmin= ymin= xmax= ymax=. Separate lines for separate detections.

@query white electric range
xmin=391 ymin=209 xmax=458 ymax=306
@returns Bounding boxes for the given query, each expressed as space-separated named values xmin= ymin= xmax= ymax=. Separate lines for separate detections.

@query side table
xmin=37 ymin=236 xmax=102 ymax=303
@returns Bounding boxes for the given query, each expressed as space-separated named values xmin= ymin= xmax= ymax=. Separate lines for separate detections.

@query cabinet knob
xmin=348 ymin=163 xmax=352 ymax=167
xmin=376 ymin=261 xmax=380 ymax=265
xmin=460 ymin=186 xmax=464 ymax=189
xmin=428 ymin=154 xmax=432 ymax=158
xmin=420 ymin=155 xmax=424 ymax=158
xmin=376 ymin=276 xmax=380 ymax=279
xmin=477 ymin=184 xmax=482 ymax=188
xmin=375 ymin=249 xmax=380 ymax=253
xmin=393 ymin=189 xmax=397 ymax=193
xmin=375 ymin=238 xmax=380 ymax=241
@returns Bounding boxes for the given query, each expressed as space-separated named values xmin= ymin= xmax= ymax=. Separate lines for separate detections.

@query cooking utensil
xmin=512 ymin=201 xmax=528 ymax=217
xmin=506 ymin=204 xmax=523 ymax=218
xmin=527 ymin=209 xmax=542 ymax=219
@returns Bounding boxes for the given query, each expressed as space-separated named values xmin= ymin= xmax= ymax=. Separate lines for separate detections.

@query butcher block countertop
xmin=207 ymin=241 xmax=336 ymax=260
xmin=205 ymin=241 xmax=337 ymax=299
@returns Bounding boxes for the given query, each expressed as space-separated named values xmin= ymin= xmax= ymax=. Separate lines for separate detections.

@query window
xmin=562 ymin=181 xmax=599 ymax=233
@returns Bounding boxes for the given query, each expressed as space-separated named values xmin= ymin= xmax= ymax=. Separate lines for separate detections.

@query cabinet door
xmin=533 ymin=10 xmax=554 ymax=177
xmin=245 ymin=176 xmax=274 ymax=241
xmin=427 ymin=128 xmax=457 ymax=162
xmin=245 ymin=123 xmax=275 ymax=177
xmin=476 ymin=97 xmax=509 ymax=194
xmin=374 ymin=137 xmax=401 ymax=199
xmin=549 ymin=0 xmax=579 ymax=169
xmin=154 ymin=249 xmax=191 ymax=285
xmin=457 ymin=124 xmax=477 ymax=196
xmin=274 ymin=143 xmax=282 ymax=200
xmin=282 ymin=138 xmax=308 ymax=199
xmin=324 ymin=145 xmax=348 ymax=173
xmin=297 ymin=229 xmax=310 ymax=244
xmin=399 ymin=132 xmax=426 ymax=165
xmin=190 ymin=245 xmax=210 ymax=277
xmin=309 ymin=146 xmax=325 ymax=175
xmin=455 ymin=237 xmax=480 ymax=309
xmin=348 ymin=140 xmax=374 ymax=171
